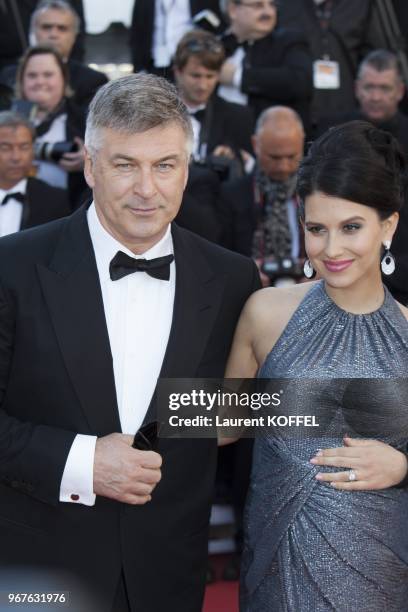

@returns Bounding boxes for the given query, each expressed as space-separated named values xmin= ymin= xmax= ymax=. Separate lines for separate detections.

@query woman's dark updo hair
xmin=297 ymin=120 xmax=406 ymax=220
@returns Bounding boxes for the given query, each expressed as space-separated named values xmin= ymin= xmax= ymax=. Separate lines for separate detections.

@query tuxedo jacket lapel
xmin=36 ymin=206 xmax=120 ymax=436
xmin=143 ymin=224 xmax=225 ymax=423
xmin=163 ymin=224 xmax=225 ymax=376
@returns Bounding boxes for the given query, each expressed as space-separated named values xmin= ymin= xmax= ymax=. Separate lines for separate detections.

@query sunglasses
xmin=184 ymin=40 xmax=224 ymax=54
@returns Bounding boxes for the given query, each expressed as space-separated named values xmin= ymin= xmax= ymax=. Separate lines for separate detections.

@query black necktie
xmin=109 ymin=251 xmax=174 ymax=282
xmin=190 ymin=109 xmax=206 ymax=124
xmin=1 ymin=192 xmax=26 ymax=205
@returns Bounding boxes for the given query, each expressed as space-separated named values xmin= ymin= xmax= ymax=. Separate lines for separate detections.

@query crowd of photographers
xmin=0 ymin=0 xmax=407 ymax=299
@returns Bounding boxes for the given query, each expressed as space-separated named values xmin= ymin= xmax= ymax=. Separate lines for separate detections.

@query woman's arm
xmin=218 ymin=295 xmax=260 ymax=446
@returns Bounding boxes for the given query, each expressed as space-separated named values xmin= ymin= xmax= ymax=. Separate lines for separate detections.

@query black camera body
xmin=193 ymin=154 xmax=244 ymax=183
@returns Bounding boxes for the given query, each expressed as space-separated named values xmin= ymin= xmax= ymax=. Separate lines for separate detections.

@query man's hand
xmin=213 ymin=145 xmax=235 ymax=159
xmin=310 ymin=436 xmax=408 ymax=490
xmin=93 ymin=433 xmax=162 ymax=504
xmin=219 ymin=61 xmax=237 ymax=86
xmin=59 ymin=137 xmax=85 ymax=173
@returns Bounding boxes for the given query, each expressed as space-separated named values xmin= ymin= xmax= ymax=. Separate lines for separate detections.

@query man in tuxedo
xmin=0 ymin=1 xmax=107 ymax=112
xmin=174 ymin=29 xmax=254 ymax=161
xmin=30 ymin=0 xmax=107 ymax=110
xmin=173 ymin=29 xmax=254 ymax=242
xmin=0 ymin=74 xmax=259 ymax=611
xmin=218 ymin=0 xmax=312 ymax=130
xmin=129 ymin=0 xmax=225 ymax=76
xmin=0 ymin=110 xmax=70 ymax=234
xmin=219 ymin=105 xmax=304 ymax=286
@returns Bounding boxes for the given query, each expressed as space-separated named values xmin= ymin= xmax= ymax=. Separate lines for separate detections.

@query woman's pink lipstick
xmin=324 ymin=259 xmax=353 ymax=273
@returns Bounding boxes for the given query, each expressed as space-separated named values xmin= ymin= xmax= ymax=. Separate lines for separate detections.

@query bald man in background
xmin=219 ymin=106 xmax=305 ymax=286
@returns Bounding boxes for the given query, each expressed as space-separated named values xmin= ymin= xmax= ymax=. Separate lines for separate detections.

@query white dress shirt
xmin=60 ymin=203 xmax=175 ymax=506
xmin=152 ymin=0 xmax=192 ymax=68
xmin=218 ymin=46 xmax=248 ymax=106
xmin=0 ymin=178 xmax=27 ymax=237
xmin=186 ymin=103 xmax=206 ymax=160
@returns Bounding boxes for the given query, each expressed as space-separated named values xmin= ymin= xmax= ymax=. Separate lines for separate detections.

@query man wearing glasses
xmin=219 ymin=0 xmax=313 ymax=133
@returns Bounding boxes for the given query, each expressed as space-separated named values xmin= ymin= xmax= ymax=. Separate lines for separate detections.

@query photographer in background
xmin=219 ymin=106 xmax=305 ymax=286
xmin=0 ymin=1 xmax=95 ymax=112
xmin=219 ymin=0 xmax=312 ymax=133
xmin=174 ymin=29 xmax=254 ymax=174
xmin=0 ymin=111 xmax=69 ymax=235
xmin=13 ymin=46 xmax=88 ymax=209
xmin=173 ymin=30 xmax=254 ymax=242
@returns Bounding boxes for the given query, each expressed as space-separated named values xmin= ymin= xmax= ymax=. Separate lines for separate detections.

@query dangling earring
xmin=381 ymin=240 xmax=396 ymax=275
xmin=303 ymin=259 xmax=315 ymax=279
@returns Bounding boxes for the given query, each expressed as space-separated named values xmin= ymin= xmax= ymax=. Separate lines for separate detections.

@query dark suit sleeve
xmin=177 ymin=166 xmax=222 ymax=243
xmin=130 ymin=0 xmax=154 ymax=71
xmin=0 ymin=281 xmax=76 ymax=506
xmin=241 ymin=32 xmax=313 ymax=102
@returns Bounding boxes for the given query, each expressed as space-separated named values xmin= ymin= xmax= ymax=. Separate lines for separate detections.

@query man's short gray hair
xmin=30 ymin=0 xmax=80 ymax=35
xmin=0 ymin=111 xmax=35 ymax=139
xmin=85 ymin=73 xmax=194 ymax=157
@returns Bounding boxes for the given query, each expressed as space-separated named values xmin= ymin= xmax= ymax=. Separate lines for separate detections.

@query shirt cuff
xmin=59 ymin=434 xmax=97 ymax=506
xmin=233 ymin=63 xmax=243 ymax=90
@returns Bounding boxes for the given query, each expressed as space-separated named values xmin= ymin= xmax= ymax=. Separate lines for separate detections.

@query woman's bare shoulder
xmin=244 ymin=281 xmax=318 ymax=322
xmin=241 ymin=281 xmax=318 ymax=365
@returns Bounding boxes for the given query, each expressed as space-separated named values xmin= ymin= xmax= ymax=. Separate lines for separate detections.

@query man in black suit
xmin=174 ymin=29 xmax=254 ymax=162
xmin=0 ymin=110 xmax=70 ymax=234
xmin=218 ymin=0 xmax=312 ymax=131
xmin=173 ymin=29 xmax=254 ymax=242
xmin=219 ymin=105 xmax=304 ymax=286
xmin=0 ymin=1 xmax=107 ymax=112
xmin=0 ymin=74 xmax=259 ymax=611
xmin=129 ymin=0 xmax=225 ymax=76
xmin=0 ymin=0 xmax=85 ymax=70
xmin=278 ymin=0 xmax=387 ymax=135
xmin=30 ymin=0 xmax=108 ymax=110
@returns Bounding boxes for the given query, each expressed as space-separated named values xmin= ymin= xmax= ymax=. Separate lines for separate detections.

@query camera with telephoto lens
xmin=262 ymin=256 xmax=304 ymax=283
xmin=34 ymin=140 xmax=78 ymax=163
xmin=193 ymin=153 xmax=244 ymax=182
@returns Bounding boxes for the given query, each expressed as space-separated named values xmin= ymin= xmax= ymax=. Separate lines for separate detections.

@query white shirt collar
xmin=87 ymin=202 xmax=174 ymax=282
xmin=0 ymin=178 xmax=28 ymax=201
xmin=186 ymin=103 xmax=207 ymax=113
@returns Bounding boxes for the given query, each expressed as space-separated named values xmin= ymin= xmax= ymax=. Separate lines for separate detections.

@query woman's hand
xmin=310 ymin=436 xmax=408 ymax=490
xmin=59 ymin=136 xmax=84 ymax=172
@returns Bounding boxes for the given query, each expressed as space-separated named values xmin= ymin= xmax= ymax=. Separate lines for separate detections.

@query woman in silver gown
xmin=225 ymin=121 xmax=408 ymax=611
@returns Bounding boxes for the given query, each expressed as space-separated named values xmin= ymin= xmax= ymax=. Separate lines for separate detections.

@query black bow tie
xmin=109 ymin=251 xmax=174 ymax=282
xmin=1 ymin=192 xmax=26 ymax=205
xmin=190 ymin=108 xmax=206 ymax=123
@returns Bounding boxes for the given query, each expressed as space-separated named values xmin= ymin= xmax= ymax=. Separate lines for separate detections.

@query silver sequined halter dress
xmin=240 ymin=280 xmax=408 ymax=611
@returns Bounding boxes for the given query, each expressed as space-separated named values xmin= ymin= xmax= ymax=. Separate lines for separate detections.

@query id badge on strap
xmin=313 ymin=60 xmax=340 ymax=89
